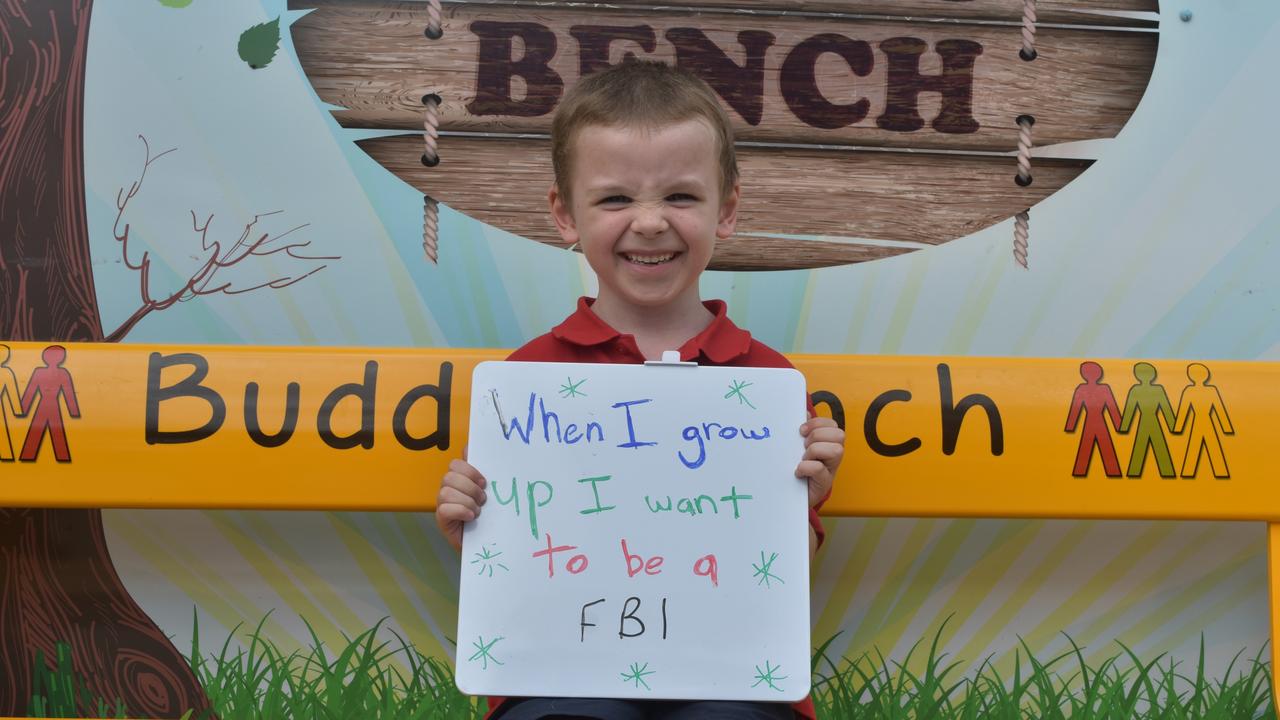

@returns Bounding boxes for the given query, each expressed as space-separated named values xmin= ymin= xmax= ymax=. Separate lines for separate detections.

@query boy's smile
xmin=550 ymin=119 xmax=739 ymax=328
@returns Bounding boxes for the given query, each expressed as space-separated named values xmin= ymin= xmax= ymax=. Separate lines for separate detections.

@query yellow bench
xmin=2 ymin=342 xmax=1277 ymax=707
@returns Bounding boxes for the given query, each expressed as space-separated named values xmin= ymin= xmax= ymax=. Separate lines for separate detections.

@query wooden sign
xmin=292 ymin=2 xmax=1155 ymax=151
xmin=601 ymin=1 xmax=1159 ymax=28
xmin=358 ymin=133 xmax=1091 ymax=270
xmin=287 ymin=0 xmax=1158 ymax=269
xmin=456 ymin=360 xmax=810 ymax=699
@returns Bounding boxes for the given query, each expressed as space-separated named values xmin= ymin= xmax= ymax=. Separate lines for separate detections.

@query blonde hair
xmin=551 ymin=61 xmax=738 ymax=204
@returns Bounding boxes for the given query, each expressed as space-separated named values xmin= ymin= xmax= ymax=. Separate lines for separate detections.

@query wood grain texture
xmin=291 ymin=1 xmax=1157 ymax=152
xmin=290 ymin=0 xmax=1160 ymax=28
xmin=0 ymin=0 xmax=102 ymax=342
xmin=0 ymin=509 xmax=215 ymax=718
xmin=593 ymin=0 xmax=1159 ymax=27
xmin=359 ymin=133 xmax=1090 ymax=270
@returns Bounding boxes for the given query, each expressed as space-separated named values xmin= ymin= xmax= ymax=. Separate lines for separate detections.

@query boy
xmin=436 ymin=61 xmax=845 ymax=720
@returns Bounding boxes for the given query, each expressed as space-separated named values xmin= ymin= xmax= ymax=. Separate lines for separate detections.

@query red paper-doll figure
xmin=19 ymin=345 xmax=80 ymax=462
xmin=1065 ymin=361 xmax=1122 ymax=477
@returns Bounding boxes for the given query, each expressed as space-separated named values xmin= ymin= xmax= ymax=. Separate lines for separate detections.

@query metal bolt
xmin=1180 ymin=9 xmax=1193 ymax=21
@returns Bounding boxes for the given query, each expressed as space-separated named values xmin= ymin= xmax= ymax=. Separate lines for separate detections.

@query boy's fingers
xmin=438 ymin=486 xmax=482 ymax=517
xmin=448 ymin=457 xmax=486 ymax=481
xmin=803 ymin=439 xmax=844 ymax=459
xmin=435 ymin=503 xmax=473 ymax=527
xmin=448 ymin=458 xmax=488 ymax=487
xmin=442 ymin=471 xmax=488 ymax=505
xmin=805 ymin=426 xmax=845 ymax=444
xmin=437 ymin=484 xmax=479 ymax=510
xmin=805 ymin=441 xmax=845 ymax=463
xmin=800 ymin=417 xmax=839 ymax=434
xmin=795 ymin=459 xmax=828 ymax=479
xmin=437 ymin=457 xmax=489 ymax=552
xmin=440 ymin=481 xmax=486 ymax=511
xmin=804 ymin=432 xmax=845 ymax=453
xmin=435 ymin=503 xmax=475 ymax=524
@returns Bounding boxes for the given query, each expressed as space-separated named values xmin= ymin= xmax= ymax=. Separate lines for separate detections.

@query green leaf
xmin=238 ymin=17 xmax=281 ymax=70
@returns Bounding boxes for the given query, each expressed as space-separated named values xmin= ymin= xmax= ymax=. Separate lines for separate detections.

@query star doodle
xmin=559 ymin=377 xmax=588 ymax=398
xmin=725 ymin=379 xmax=757 ymax=409
xmin=752 ymin=551 xmax=784 ymax=588
xmin=470 ymin=544 xmax=510 ymax=577
xmin=468 ymin=636 xmax=504 ymax=670
xmin=620 ymin=661 xmax=655 ymax=690
xmin=752 ymin=660 xmax=788 ymax=692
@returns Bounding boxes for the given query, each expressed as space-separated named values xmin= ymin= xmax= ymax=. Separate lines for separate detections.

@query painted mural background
xmin=3 ymin=0 xmax=1278 ymax=715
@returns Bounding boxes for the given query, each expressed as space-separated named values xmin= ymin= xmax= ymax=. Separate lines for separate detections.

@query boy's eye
xmin=666 ymin=193 xmax=698 ymax=203
xmin=598 ymin=195 xmax=631 ymax=205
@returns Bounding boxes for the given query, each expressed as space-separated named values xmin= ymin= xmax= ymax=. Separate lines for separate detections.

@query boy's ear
xmin=548 ymin=183 xmax=580 ymax=246
xmin=716 ymin=182 xmax=741 ymax=240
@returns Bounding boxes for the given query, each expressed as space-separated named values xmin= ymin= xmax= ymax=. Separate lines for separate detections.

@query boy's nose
xmin=630 ymin=207 xmax=669 ymax=237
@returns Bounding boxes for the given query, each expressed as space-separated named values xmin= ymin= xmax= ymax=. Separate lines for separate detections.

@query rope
xmin=1011 ymin=0 xmax=1038 ymax=270
xmin=421 ymin=94 xmax=441 ymax=263
xmin=1015 ymin=115 xmax=1034 ymax=188
xmin=422 ymin=93 xmax=441 ymax=168
xmin=1013 ymin=115 xmax=1034 ymax=270
xmin=421 ymin=0 xmax=443 ymax=263
xmin=423 ymin=196 xmax=440 ymax=264
xmin=425 ymin=0 xmax=443 ymax=39
xmin=1013 ymin=211 xmax=1030 ymax=269
xmin=1020 ymin=0 xmax=1038 ymax=61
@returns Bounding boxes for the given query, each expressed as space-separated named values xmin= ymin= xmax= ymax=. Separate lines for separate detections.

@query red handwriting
xmin=621 ymin=539 xmax=665 ymax=577
xmin=533 ymin=537 xmax=725 ymax=586
xmin=531 ymin=533 xmax=589 ymax=577
xmin=693 ymin=554 xmax=719 ymax=587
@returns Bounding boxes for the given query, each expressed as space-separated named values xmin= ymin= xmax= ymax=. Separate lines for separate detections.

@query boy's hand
xmin=436 ymin=458 xmax=488 ymax=552
xmin=796 ymin=417 xmax=844 ymax=508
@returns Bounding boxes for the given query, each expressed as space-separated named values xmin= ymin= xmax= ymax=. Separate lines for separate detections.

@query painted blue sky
xmin=84 ymin=1 xmax=1280 ymax=361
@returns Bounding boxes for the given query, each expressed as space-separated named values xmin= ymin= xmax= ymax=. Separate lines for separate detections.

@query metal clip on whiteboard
xmin=644 ymin=350 xmax=697 ymax=367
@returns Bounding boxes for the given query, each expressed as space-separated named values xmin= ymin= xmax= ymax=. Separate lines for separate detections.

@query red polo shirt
xmin=486 ymin=296 xmax=823 ymax=720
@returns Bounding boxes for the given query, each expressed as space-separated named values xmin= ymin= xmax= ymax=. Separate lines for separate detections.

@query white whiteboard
xmin=456 ymin=360 xmax=811 ymax=702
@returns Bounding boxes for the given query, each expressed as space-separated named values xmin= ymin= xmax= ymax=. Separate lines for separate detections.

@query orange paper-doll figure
xmin=0 ymin=344 xmax=21 ymax=461
xmin=1065 ymin=361 xmax=1122 ymax=477
xmin=19 ymin=345 xmax=80 ymax=463
xmin=1173 ymin=363 xmax=1234 ymax=478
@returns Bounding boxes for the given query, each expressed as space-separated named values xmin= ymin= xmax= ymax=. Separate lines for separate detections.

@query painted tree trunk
xmin=0 ymin=2 xmax=212 ymax=716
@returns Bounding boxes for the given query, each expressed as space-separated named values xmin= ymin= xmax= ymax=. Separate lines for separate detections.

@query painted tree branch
xmin=106 ymin=135 xmax=340 ymax=342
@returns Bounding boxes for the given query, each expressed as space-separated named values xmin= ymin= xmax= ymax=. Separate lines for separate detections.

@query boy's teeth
xmin=628 ymin=253 xmax=674 ymax=264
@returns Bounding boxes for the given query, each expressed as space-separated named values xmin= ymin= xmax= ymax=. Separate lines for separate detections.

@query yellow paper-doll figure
xmin=0 ymin=344 xmax=21 ymax=461
xmin=1173 ymin=363 xmax=1234 ymax=478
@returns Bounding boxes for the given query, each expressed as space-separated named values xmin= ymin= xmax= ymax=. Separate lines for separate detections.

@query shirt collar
xmin=551 ymin=297 xmax=753 ymax=364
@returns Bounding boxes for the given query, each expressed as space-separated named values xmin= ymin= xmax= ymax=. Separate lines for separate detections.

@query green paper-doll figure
xmin=1118 ymin=362 xmax=1176 ymax=478
xmin=1173 ymin=363 xmax=1234 ymax=478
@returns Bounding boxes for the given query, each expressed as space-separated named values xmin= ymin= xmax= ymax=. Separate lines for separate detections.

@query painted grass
xmin=28 ymin=643 xmax=127 ymax=719
xmin=28 ymin=616 xmax=1276 ymax=719
xmin=187 ymin=614 xmax=480 ymax=720
xmin=809 ymin=628 xmax=1274 ymax=720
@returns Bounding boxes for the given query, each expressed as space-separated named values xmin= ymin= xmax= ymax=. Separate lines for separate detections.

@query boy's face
xmin=549 ymin=119 xmax=739 ymax=316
